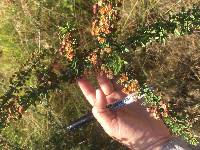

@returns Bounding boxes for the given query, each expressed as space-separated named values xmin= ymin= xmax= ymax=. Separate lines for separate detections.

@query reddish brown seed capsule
xmin=93 ymin=4 xmax=98 ymax=15
xmin=18 ymin=106 xmax=24 ymax=114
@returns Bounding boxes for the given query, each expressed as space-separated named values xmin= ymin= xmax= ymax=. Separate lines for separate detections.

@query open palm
xmin=78 ymin=75 xmax=171 ymax=150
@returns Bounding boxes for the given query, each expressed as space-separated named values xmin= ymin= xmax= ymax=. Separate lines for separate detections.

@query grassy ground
xmin=0 ymin=23 xmax=22 ymax=92
xmin=0 ymin=0 xmax=200 ymax=149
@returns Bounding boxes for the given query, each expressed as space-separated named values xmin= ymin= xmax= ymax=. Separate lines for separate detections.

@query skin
xmin=77 ymin=75 xmax=172 ymax=150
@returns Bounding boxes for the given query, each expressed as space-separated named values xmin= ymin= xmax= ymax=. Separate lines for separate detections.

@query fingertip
xmin=95 ymin=89 xmax=107 ymax=108
xmin=96 ymin=88 xmax=105 ymax=98
xmin=77 ymin=76 xmax=86 ymax=82
xmin=97 ymin=74 xmax=107 ymax=80
xmin=77 ymin=77 xmax=88 ymax=87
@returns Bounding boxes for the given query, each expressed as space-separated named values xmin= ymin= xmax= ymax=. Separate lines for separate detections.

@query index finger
xmin=97 ymin=75 xmax=114 ymax=96
xmin=77 ymin=77 xmax=96 ymax=106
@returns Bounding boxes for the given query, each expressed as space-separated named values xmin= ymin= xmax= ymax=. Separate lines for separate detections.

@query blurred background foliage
xmin=0 ymin=0 xmax=200 ymax=149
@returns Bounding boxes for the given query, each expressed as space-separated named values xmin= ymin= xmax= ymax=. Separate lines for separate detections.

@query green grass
xmin=0 ymin=23 xmax=22 ymax=92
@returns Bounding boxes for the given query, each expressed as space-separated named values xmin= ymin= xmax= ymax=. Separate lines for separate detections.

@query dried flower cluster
xmin=117 ymin=73 xmax=140 ymax=94
xmin=147 ymin=107 xmax=160 ymax=119
xmin=117 ymin=74 xmax=169 ymax=120
xmin=59 ymin=33 xmax=75 ymax=61
xmin=118 ymin=73 xmax=129 ymax=84
xmin=88 ymin=0 xmax=122 ymax=79
xmin=159 ymin=101 xmax=169 ymax=118
xmin=100 ymin=64 xmax=114 ymax=79
xmin=91 ymin=0 xmax=121 ymax=54
xmin=122 ymin=80 xmax=140 ymax=94
xmin=87 ymin=52 xmax=98 ymax=65
xmin=147 ymin=101 xmax=169 ymax=120
xmin=0 ymin=98 xmax=24 ymax=125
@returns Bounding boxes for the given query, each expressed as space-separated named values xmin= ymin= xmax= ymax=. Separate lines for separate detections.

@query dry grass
xmin=119 ymin=0 xmax=200 ymax=39
xmin=148 ymin=34 xmax=200 ymax=135
xmin=119 ymin=0 xmax=200 ymax=140
xmin=119 ymin=0 xmax=200 ymax=138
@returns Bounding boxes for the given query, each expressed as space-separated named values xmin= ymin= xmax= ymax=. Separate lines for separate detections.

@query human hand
xmin=78 ymin=75 xmax=172 ymax=150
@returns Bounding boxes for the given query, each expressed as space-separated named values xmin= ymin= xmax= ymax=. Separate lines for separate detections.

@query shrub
xmin=0 ymin=0 xmax=200 ymax=148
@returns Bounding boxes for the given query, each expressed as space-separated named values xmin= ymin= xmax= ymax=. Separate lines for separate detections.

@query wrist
xmin=124 ymin=135 xmax=172 ymax=150
xmin=160 ymin=137 xmax=192 ymax=150
xmin=145 ymin=136 xmax=172 ymax=150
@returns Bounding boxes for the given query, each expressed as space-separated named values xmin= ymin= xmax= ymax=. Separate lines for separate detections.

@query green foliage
xmin=164 ymin=116 xmax=199 ymax=146
xmin=126 ymin=5 xmax=200 ymax=48
xmin=105 ymin=53 xmax=125 ymax=75
xmin=140 ymin=84 xmax=199 ymax=145
xmin=140 ymin=84 xmax=161 ymax=105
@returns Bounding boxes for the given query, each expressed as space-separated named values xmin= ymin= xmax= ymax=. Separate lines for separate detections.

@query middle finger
xmin=97 ymin=75 xmax=115 ymax=96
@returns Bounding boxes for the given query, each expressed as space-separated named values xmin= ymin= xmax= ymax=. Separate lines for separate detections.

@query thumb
xmin=92 ymin=89 xmax=116 ymax=131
